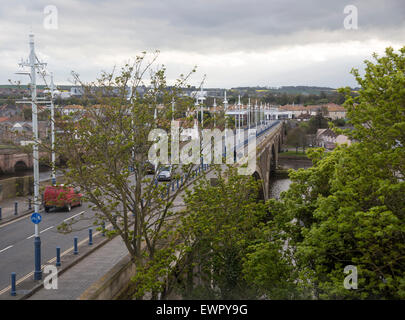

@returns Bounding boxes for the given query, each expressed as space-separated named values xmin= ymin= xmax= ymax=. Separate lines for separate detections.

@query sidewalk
xmin=27 ymin=236 xmax=129 ymax=300
xmin=0 ymin=195 xmax=35 ymax=222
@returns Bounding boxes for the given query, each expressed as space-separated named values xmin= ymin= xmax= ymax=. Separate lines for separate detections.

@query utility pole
xmin=17 ymin=34 xmax=48 ymax=281
xmin=50 ymin=73 xmax=56 ymax=185
xmin=213 ymin=98 xmax=216 ymax=127
xmin=248 ymin=97 xmax=251 ymax=129
xmin=171 ymin=97 xmax=175 ymax=121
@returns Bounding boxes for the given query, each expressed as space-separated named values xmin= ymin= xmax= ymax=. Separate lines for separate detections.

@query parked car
xmin=43 ymin=185 xmax=82 ymax=212
xmin=157 ymin=166 xmax=172 ymax=181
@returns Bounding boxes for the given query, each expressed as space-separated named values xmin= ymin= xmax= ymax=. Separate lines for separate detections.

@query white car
xmin=157 ymin=166 xmax=172 ymax=181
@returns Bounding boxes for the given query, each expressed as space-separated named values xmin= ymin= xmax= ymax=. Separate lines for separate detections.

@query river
xmin=269 ymin=158 xmax=313 ymax=199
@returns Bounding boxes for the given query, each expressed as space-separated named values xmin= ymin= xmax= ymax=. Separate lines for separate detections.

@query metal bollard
xmin=14 ymin=202 xmax=18 ymax=216
xmin=73 ymin=237 xmax=78 ymax=255
xmin=10 ymin=273 xmax=16 ymax=296
xmin=0 ymin=207 xmax=2 ymax=221
xmin=56 ymin=247 xmax=61 ymax=267
xmin=28 ymin=198 xmax=32 ymax=210
xmin=88 ymin=228 xmax=93 ymax=245
xmin=172 ymin=181 xmax=174 ymax=191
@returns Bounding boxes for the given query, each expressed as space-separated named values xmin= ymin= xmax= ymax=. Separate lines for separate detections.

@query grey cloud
xmin=0 ymin=0 xmax=404 ymax=87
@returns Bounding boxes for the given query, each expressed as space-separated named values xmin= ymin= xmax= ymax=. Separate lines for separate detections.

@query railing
xmin=222 ymin=120 xmax=281 ymax=158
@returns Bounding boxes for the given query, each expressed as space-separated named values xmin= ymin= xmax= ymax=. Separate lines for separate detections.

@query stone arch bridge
xmin=250 ymin=121 xmax=286 ymax=200
xmin=0 ymin=150 xmax=49 ymax=174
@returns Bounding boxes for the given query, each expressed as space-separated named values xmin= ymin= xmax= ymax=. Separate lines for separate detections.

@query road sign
xmin=31 ymin=212 xmax=42 ymax=224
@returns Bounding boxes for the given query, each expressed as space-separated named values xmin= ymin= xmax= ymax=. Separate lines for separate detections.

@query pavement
xmin=28 ymin=236 xmax=128 ymax=300
xmin=0 ymin=195 xmax=34 ymax=222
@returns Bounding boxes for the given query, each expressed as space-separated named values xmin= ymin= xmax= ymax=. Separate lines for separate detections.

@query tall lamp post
xmin=17 ymin=34 xmax=47 ymax=281
xmin=49 ymin=73 xmax=56 ymax=185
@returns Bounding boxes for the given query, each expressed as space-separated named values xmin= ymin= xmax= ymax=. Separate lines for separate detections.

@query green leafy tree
xmin=172 ymin=166 xmax=269 ymax=299
xmin=50 ymin=52 xmax=206 ymax=299
xmin=244 ymin=46 xmax=405 ymax=299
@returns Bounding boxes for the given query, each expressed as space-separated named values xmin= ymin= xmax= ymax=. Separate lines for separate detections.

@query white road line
xmin=63 ymin=211 xmax=85 ymax=222
xmin=0 ymin=245 xmax=13 ymax=254
xmin=40 ymin=226 xmax=54 ymax=234
xmin=27 ymin=228 xmax=53 ymax=240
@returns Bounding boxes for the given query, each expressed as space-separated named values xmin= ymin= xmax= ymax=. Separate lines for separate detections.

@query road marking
xmin=63 ymin=211 xmax=85 ymax=222
xmin=26 ymin=226 xmax=54 ymax=240
xmin=0 ymin=224 xmax=110 ymax=296
xmin=40 ymin=226 xmax=54 ymax=234
xmin=0 ymin=245 xmax=13 ymax=254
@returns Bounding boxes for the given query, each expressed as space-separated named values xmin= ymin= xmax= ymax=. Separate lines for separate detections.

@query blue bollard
xmin=88 ymin=228 xmax=93 ymax=245
xmin=34 ymin=237 xmax=42 ymax=280
xmin=56 ymin=247 xmax=61 ymax=267
xmin=101 ymin=221 xmax=105 ymax=236
xmin=177 ymin=179 xmax=179 ymax=189
xmin=181 ymin=176 xmax=183 ymax=186
xmin=0 ymin=207 xmax=2 ymax=221
xmin=14 ymin=202 xmax=18 ymax=215
xmin=10 ymin=273 xmax=16 ymax=296
xmin=73 ymin=237 xmax=78 ymax=255
xmin=28 ymin=198 xmax=32 ymax=210
xmin=198 ymin=166 xmax=201 ymax=174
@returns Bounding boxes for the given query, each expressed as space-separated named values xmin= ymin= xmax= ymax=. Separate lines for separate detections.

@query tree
xmin=247 ymin=46 xmax=405 ymax=299
xmin=51 ymin=52 xmax=206 ymax=299
xmin=171 ymin=166 xmax=269 ymax=299
xmin=286 ymin=126 xmax=307 ymax=153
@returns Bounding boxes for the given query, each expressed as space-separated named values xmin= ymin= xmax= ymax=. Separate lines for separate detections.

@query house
xmin=60 ymin=105 xmax=85 ymax=115
xmin=279 ymin=103 xmax=346 ymax=120
xmin=316 ymin=128 xmax=351 ymax=150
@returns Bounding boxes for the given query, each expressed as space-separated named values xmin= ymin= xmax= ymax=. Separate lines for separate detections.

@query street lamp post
xmin=17 ymin=34 xmax=51 ymax=283
xmin=171 ymin=97 xmax=175 ymax=121
xmin=50 ymin=73 xmax=56 ymax=185
xmin=30 ymin=34 xmax=42 ymax=281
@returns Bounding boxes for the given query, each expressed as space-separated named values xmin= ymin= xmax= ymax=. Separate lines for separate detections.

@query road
xmin=0 ymin=201 xmax=95 ymax=294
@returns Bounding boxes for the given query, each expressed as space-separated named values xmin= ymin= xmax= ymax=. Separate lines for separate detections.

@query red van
xmin=43 ymin=185 xmax=82 ymax=212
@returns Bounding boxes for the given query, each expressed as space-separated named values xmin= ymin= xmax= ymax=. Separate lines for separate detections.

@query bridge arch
xmin=252 ymin=171 xmax=265 ymax=201
xmin=270 ymin=144 xmax=276 ymax=173
xmin=14 ymin=160 xmax=28 ymax=172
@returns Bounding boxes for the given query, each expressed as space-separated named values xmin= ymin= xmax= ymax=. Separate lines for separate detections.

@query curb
xmin=0 ymin=208 xmax=35 ymax=226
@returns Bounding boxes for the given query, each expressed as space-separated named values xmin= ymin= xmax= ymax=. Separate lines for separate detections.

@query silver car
xmin=157 ymin=166 xmax=172 ymax=181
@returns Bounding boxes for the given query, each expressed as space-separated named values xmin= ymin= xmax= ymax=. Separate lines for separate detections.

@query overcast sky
xmin=1 ymin=0 xmax=404 ymax=88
